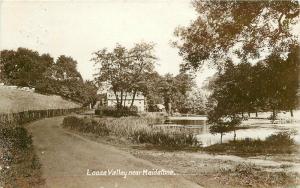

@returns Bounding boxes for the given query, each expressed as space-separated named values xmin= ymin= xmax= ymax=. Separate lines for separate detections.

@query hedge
xmin=0 ymin=108 xmax=83 ymax=125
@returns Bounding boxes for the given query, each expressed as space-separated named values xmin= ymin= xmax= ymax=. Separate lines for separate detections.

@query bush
xmin=0 ymin=127 xmax=44 ymax=187
xmin=265 ymin=131 xmax=294 ymax=146
xmin=0 ymin=127 xmax=32 ymax=150
xmin=95 ymin=106 xmax=138 ymax=117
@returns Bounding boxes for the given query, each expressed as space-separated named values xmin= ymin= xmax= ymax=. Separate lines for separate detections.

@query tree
xmin=143 ymin=72 xmax=164 ymax=111
xmin=92 ymin=42 xmax=157 ymax=109
xmin=81 ymin=80 xmax=98 ymax=107
xmin=281 ymin=44 xmax=300 ymax=116
xmin=127 ymin=42 xmax=157 ymax=107
xmin=208 ymin=105 xmax=242 ymax=143
xmin=251 ymin=61 xmax=269 ymax=116
xmin=0 ymin=48 xmax=53 ymax=87
xmin=92 ymin=44 xmax=131 ymax=108
xmin=262 ymin=45 xmax=299 ymax=118
xmin=157 ymin=72 xmax=195 ymax=114
xmin=174 ymin=0 xmax=299 ymax=70
xmin=54 ymin=55 xmax=83 ymax=81
xmin=0 ymin=47 xmax=95 ymax=105
xmin=181 ymin=88 xmax=207 ymax=114
xmin=207 ymin=45 xmax=299 ymax=127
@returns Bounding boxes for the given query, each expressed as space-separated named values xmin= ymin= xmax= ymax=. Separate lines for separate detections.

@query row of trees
xmin=0 ymin=45 xmax=202 ymax=114
xmin=0 ymin=48 xmax=97 ymax=106
xmin=209 ymin=45 xmax=299 ymax=118
xmin=206 ymin=46 xmax=299 ymax=142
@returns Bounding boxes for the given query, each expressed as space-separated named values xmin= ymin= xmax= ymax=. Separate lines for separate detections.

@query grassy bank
xmin=0 ymin=126 xmax=44 ymax=187
xmin=204 ymin=132 xmax=296 ymax=156
xmin=62 ymin=115 xmax=199 ymax=149
xmin=0 ymin=87 xmax=80 ymax=113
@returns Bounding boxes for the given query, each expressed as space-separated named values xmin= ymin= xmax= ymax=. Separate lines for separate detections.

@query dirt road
xmin=26 ymin=116 xmax=201 ymax=188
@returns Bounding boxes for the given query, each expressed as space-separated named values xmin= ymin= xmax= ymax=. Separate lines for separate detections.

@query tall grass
xmin=63 ymin=116 xmax=110 ymax=136
xmin=62 ymin=116 xmax=199 ymax=148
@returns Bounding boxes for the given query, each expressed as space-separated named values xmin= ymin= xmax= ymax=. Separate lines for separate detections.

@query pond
xmin=161 ymin=118 xmax=300 ymax=147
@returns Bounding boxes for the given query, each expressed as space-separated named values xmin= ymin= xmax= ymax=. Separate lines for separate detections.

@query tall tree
xmin=92 ymin=42 xmax=157 ymax=109
xmin=281 ymin=44 xmax=300 ymax=116
xmin=0 ymin=48 xmax=53 ymax=87
xmin=157 ymin=72 xmax=194 ymax=114
xmin=54 ymin=55 xmax=82 ymax=81
xmin=127 ymin=42 xmax=157 ymax=107
xmin=174 ymin=0 xmax=299 ymax=70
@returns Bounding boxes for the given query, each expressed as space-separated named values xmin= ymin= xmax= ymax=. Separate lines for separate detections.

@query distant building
xmin=96 ymin=90 xmax=147 ymax=112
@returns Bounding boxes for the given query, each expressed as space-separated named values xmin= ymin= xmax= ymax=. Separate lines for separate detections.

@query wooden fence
xmin=0 ymin=108 xmax=83 ymax=125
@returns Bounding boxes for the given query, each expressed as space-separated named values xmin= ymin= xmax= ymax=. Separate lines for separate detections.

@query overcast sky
xmin=1 ymin=0 xmax=216 ymax=84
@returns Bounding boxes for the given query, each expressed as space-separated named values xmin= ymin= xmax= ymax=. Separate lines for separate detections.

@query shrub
xmin=0 ymin=127 xmax=44 ymax=187
xmin=0 ymin=127 xmax=32 ymax=150
xmin=95 ymin=106 xmax=138 ymax=117
xmin=265 ymin=131 xmax=294 ymax=146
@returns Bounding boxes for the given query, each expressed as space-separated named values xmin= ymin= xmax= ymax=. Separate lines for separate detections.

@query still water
xmin=167 ymin=119 xmax=300 ymax=147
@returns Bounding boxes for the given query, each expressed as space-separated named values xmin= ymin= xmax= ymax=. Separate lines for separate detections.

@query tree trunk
xmin=290 ymin=109 xmax=294 ymax=117
xmin=220 ymin=133 xmax=223 ymax=144
xmin=272 ymin=108 xmax=276 ymax=124
xmin=123 ymin=93 xmax=127 ymax=107
xmin=130 ymin=90 xmax=137 ymax=108
xmin=241 ymin=112 xmax=244 ymax=118
xmin=120 ymin=91 xmax=123 ymax=108
xmin=248 ymin=112 xmax=251 ymax=117
xmin=168 ymin=102 xmax=172 ymax=116
xmin=255 ymin=111 xmax=258 ymax=117
xmin=233 ymin=130 xmax=236 ymax=142
xmin=113 ymin=90 xmax=120 ymax=108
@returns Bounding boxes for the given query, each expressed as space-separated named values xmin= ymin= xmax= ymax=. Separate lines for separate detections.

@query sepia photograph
xmin=0 ymin=0 xmax=299 ymax=187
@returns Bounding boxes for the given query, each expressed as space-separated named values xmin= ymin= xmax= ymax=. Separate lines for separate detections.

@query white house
xmin=96 ymin=89 xmax=147 ymax=112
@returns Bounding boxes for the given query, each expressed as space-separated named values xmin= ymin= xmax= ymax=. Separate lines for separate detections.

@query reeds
xmin=63 ymin=115 xmax=199 ymax=148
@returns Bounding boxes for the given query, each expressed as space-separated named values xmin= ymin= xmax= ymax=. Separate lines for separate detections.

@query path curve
xmin=26 ymin=116 xmax=201 ymax=188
